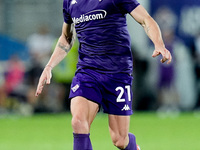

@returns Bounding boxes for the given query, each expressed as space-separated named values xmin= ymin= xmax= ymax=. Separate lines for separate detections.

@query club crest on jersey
xmin=72 ymin=9 xmax=107 ymax=24
xmin=71 ymin=84 xmax=80 ymax=92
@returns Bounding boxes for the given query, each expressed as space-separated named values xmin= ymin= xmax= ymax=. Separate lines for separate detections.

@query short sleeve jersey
xmin=63 ymin=0 xmax=140 ymax=74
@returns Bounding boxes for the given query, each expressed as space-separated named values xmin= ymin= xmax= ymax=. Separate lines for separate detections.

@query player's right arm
xmin=35 ymin=22 xmax=76 ymax=97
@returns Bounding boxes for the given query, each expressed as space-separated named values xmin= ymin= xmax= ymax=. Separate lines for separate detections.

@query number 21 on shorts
xmin=115 ymin=85 xmax=131 ymax=102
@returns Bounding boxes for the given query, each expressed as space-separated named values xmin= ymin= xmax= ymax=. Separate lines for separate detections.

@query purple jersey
xmin=63 ymin=0 xmax=140 ymax=74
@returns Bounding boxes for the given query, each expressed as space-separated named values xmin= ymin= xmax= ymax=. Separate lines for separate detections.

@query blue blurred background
xmin=0 ymin=0 xmax=200 ymax=116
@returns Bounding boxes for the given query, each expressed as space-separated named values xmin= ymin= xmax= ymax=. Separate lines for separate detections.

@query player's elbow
xmin=141 ymin=15 xmax=153 ymax=28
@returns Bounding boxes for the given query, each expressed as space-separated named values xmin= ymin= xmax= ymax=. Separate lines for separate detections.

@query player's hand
xmin=35 ymin=66 xmax=52 ymax=97
xmin=152 ymin=47 xmax=172 ymax=64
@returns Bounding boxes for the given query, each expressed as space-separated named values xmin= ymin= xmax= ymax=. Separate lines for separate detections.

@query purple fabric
xmin=124 ymin=133 xmax=137 ymax=150
xmin=73 ymin=133 xmax=93 ymax=150
xmin=69 ymin=68 xmax=133 ymax=115
xmin=63 ymin=0 xmax=140 ymax=74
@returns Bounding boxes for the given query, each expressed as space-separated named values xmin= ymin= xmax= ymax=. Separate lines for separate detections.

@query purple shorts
xmin=69 ymin=69 xmax=133 ymax=115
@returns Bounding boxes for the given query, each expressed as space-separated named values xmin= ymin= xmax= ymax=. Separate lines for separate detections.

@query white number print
xmin=115 ymin=85 xmax=131 ymax=102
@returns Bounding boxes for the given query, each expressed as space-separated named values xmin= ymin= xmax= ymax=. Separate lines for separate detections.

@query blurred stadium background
xmin=0 ymin=0 xmax=200 ymax=150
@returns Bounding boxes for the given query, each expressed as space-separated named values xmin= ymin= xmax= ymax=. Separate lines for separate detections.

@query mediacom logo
xmin=72 ymin=9 xmax=107 ymax=24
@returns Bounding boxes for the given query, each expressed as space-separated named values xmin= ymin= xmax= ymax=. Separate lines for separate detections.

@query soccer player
xmin=35 ymin=0 xmax=172 ymax=149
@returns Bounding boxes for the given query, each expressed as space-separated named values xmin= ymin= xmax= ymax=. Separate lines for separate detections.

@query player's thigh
xmin=108 ymin=115 xmax=130 ymax=140
xmin=71 ymin=96 xmax=99 ymax=126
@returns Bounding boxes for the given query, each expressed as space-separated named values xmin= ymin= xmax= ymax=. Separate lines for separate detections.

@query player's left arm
xmin=130 ymin=5 xmax=172 ymax=64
